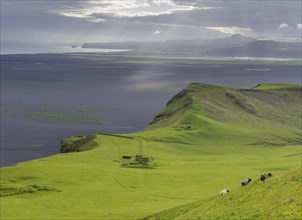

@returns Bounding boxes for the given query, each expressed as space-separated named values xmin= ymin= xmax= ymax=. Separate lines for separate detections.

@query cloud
xmin=205 ymin=26 xmax=253 ymax=35
xmin=278 ymin=23 xmax=290 ymax=30
xmin=54 ymin=0 xmax=200 ymax=23
xmin=153 ymin=30 xmax=163 ymax=35
xmin=2 ymin=0 xmax=302 ymax=50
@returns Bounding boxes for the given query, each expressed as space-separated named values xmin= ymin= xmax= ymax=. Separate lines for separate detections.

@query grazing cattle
xmin=241 ymin=178 xmax=252 ymax=186
xmin=260 ymin=174 xmax=266 ymax=181
xmin=260 ymin=173 xmax=272 ymax=181
xmin=220 ymin=188 xmax=230 ymax=196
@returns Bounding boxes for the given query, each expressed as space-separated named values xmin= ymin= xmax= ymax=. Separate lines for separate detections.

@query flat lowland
xmin=1 ymin=83 xmax=301 ymax=219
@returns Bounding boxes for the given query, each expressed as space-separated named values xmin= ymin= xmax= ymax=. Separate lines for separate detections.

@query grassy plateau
xmin=1 ymin=83 xmax=301 ymax=219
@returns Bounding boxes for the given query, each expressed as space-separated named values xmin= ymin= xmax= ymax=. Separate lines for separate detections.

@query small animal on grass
xmin=241 ymin=178 xmax=252 ymax=186
xmin=260 ymin=173 xmax=272 ymax=181
xmin=220 ymin=188 xmax=230 ymax=196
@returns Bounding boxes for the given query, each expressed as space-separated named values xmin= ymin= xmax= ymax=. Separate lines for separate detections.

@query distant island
xmin=82 ymin=34 xmax=302 ymax=58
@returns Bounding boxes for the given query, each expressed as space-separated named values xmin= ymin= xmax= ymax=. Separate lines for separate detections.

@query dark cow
xmin=241 ymin=178 xmax=252 ymax=186
xmin=260 ymin=173 xmax=272 ymax=181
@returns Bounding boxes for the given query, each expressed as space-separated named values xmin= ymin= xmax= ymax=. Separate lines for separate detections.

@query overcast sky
xmin=1 ymin=0 xmax=301 ymax=51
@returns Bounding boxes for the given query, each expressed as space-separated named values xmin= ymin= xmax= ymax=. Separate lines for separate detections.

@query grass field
xmin=144 ymin=167 xmax=302 ymax=220
xmin=1 ymin=83 xmax=301 ymax=219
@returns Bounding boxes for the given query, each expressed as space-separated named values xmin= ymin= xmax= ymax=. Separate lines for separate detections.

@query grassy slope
xmin=1 ymin=83 xmax=301 ymax=219
xmin=144 ymin=83 xmax=301 ymax=145
xmin=144 ymin=168 xmax=302 ymax=220
xmin=252 ymin=83 xmax=301 ymax=90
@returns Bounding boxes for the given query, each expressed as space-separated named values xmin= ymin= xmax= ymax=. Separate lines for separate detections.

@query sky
xmin=1 ymin=0 xmax=302 ymax=52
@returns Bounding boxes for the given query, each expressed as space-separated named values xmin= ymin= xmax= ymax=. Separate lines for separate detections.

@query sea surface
xmin=0 ymin=45 xmax=131 ymax=55
xmin=1 ymin=52 xmax=301 ymax=166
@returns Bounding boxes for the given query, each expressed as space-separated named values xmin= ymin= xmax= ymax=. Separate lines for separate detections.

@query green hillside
xmin=1 ymin=83 xmax=301 ymax=219
xmin=144 ymin=83 xmax=301 ymax=145
xmin=252 ymin=83 xmax=301 ymax=90
xmin=144 ymin=168 xmax=302 ymax=220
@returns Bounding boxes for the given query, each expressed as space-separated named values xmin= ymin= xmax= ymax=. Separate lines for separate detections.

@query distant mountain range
xmin=82 ymin=34 xmax=301 ymax=58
